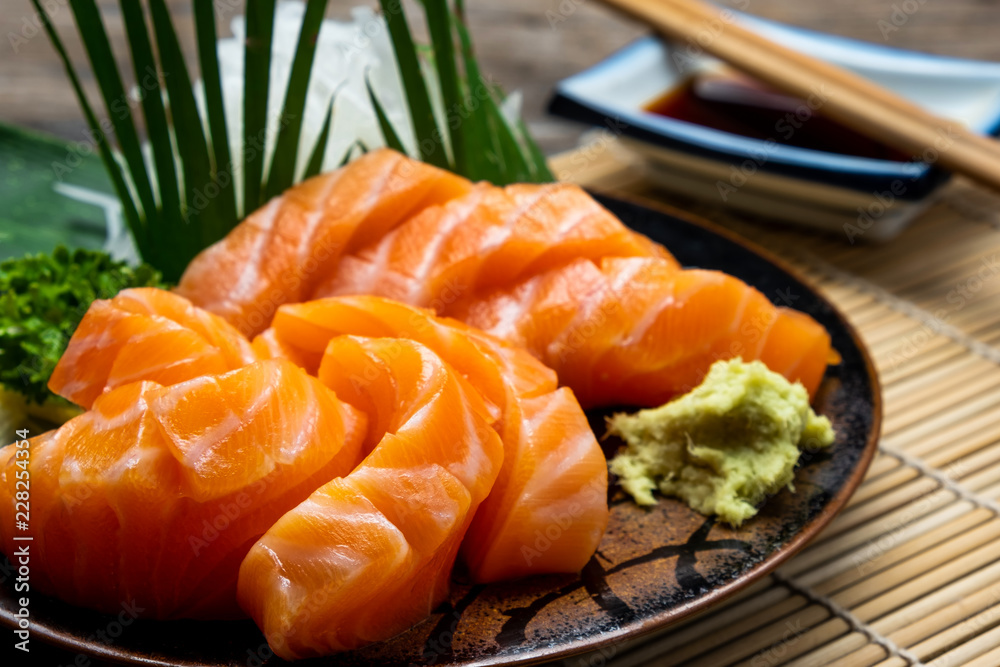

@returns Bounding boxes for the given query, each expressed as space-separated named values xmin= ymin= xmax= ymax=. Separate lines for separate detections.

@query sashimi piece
xmin=454 ymin=256 xmax=833 ymax=406
xmin=168 ymin=148 xmax=833 ymax=411
xmin=262 ymin=296 xmax=554 ymax=398
xmin=759 ymin=308 xmax=833 ymax=402
xmin=0 ymin=360 xmax=365 ymax=619
xmin=238 ymin=337 xmax=504 ymax=658
xmin=252 ymin=327 xmax=320 ymax=371
xmin=463 ymin=388 xmax=608 ymax=582
xmin=176 ymin=149 xmax=473 ymax=336
xmin=313 ymin=182 xmax=676 ymax=309
xmin=300 ymin=172 xmax=832 ymax=402
xmin=49 ymin=288 xmax=256 ymax=409
xmin=255 ymin=296 xmax=608 ymax=582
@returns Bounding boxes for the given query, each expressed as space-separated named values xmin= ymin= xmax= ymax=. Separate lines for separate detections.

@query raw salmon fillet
xmin=314 ymin=181 xmax=675 ymax=308
xmin=255 ymin=296 xmax=608 ymax=582
xmin=301 ymin=166 xmax=832 ymax=404
xmin=452 ymin=256 xmax=832 ymax=405
xmin=176 ymin=149 xmax=473 ymax=336
xmin=49 ymin=288 xmax=256 ymax=409
xmin=175 ymin=149 xmax=833 ymax=406
xmin=0 ymin=360 xmax=365 ymax=619
xmin=238 ymin=337 xmax=504 ymax=658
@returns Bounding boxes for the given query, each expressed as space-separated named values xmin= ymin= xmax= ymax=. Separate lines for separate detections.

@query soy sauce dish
xmin=548 ymin=11 xmax=1000 ymax=241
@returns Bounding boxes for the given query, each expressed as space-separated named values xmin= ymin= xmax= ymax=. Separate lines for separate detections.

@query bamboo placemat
xmin=546 ymin=139 xmax=1000 ymax=667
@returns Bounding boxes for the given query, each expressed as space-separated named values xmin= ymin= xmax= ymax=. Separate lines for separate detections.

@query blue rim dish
xmin=548 ymin=11 xmax=1000 ymax=200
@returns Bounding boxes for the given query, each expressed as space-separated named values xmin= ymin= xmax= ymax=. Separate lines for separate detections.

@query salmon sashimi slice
xmin=254 ymin=296 xmax=608 ymax=582
xmin=172 ymin=148 xmax=833 ymax=405
xmin=251 ymin=327 xmax=320 ymax=371
xmin=176 ymin=149 xmax=473 ymax=336
xmin=48 ymin=288 xmax=256 ymax=409
xmin=454 ymin=256 xmax=833 ymax=406
xmin=0 ymin=359 xmax=365 ymax=619
xmin=759 ymin=308 xmax=834 ymax=403
xmin=464 ymin=387 xmax=608 ymax=581
xmin=260 ymin=295 xmax=555 ymax=398
xmin=312 ymin=182 xmax=676 ymax=309
xmin=238 ymin=337 xmax=504 ymax=658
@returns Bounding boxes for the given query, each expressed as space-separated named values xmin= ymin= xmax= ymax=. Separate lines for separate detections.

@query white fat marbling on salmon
xmin=294 ymin=169 xmax=347 ymax=266
xmin=229 ymin=199 xmax=282 ymax=304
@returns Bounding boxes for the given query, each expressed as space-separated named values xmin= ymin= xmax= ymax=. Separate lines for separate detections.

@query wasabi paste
xmin=607 ymin=358 xmax=835 ymax=526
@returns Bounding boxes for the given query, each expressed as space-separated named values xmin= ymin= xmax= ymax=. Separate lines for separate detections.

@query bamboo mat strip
xmin=729 ymin=618 xmax=851 ymax=667
xmin=881 ymin=447 xmax=1000 ymax=516
xmin=678 ymin=605 xmax=834 ymax=667
xmin=884 ymin=578 xmax=1000 ymax=658
xmin=878 ymin=343 xmax=965 ymax=387
xmin=964 ymin=642 xmax=1000 ymax=667
xmin=550 ymin=144 xmax=1000 ymax=667
xmin=774 ymin=572 xmax=924 ymax=666
xmin=853 ymin=423 xmax=1000 ymax=505
xmin=807 ymin=505 xmax=986 ymax=594
xmin=865 ymin=455 xmax=903 ymax=480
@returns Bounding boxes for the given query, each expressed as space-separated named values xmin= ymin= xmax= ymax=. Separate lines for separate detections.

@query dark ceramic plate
xmin=0 ymin=196 xmax=881 ymax=666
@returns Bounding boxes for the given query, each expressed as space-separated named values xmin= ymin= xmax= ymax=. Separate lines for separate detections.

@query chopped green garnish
xmin=0 ymin=247 xmax=166 ymax=404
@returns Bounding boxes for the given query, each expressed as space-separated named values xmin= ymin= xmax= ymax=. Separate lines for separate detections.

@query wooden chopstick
xmin=598 ymin=0 xmax=1000 ymax=193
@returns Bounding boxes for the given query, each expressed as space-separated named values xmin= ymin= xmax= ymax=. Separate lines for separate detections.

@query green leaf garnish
xmin=243 ymin=0 xmax=278 ymax=213
xmin=379 ymin=0 xmax=449 ymax=169
xmin=303 ymin=97 xmax=338 ymax=181
xmin=367 ymin=75 xmax=409 ymax=155
xmin=29 ymin=0 xmax=146 ymax=257
xmin=33 ymin=0 xmax=554 ymax=283
xmin=147 ymin=0 xmax=223 ymax=270
xmin=119 ymin=0 xmax=181 ymax=243
xmin=265 ymin=0 xmax=331 ymax=200
xmin=68 ymin=1 xmax=159 ymax=227
xmin=193 ymin=0 xmax=237 ymax=211
xmin=424 ymin=0 xmax=466 ymax=174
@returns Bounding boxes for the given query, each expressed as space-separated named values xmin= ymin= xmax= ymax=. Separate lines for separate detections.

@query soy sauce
xmin=645 ymin=76 xmax=910 ymax=162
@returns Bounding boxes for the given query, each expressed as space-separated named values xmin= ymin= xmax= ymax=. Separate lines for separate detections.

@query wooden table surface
xmin=3 ymin=0 xmax=1000 ymax=154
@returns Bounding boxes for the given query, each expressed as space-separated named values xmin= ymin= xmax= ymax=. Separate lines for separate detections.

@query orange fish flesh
xmin=255 ymin=296 xmax=609 ymax=582
xmin=175 ymin=149 xmax=473 ymax=337
xmin=49 ymin=287 xmax=256 ymax=409
xmin=0 ymin=360 xmax=365 ymax=619
xmin=453 ymin=256 xmax=832 ymax=406
xmin=313 ymin=182 xmax=675 ymax=309
xmin=238 ymin=336 xmax=504 ymax=658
